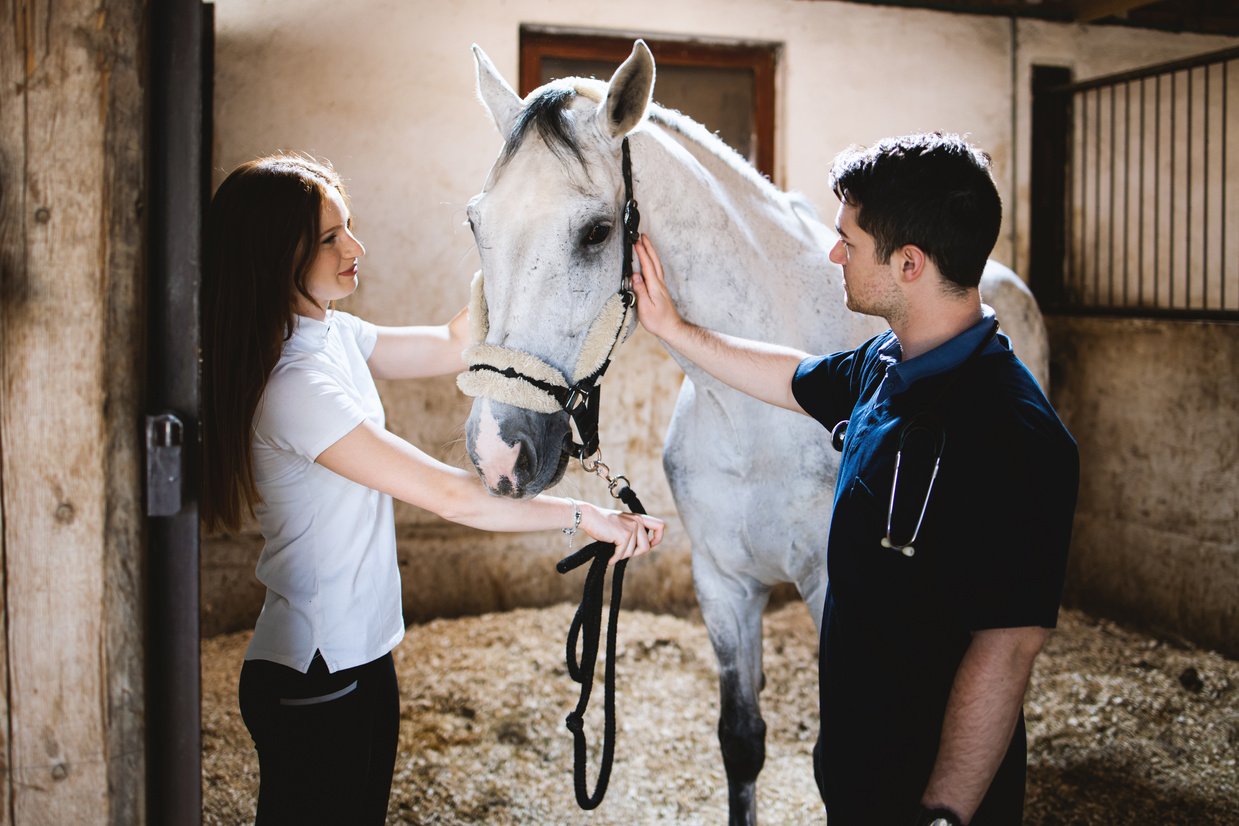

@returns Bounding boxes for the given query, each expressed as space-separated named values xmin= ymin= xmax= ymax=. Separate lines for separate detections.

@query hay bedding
xmin=203 ymin=604 xmax=1238 ymax=825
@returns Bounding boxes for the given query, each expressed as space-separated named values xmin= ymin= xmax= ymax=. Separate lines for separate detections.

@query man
xmin=631 ymin=133 xmax=1078 ymax=825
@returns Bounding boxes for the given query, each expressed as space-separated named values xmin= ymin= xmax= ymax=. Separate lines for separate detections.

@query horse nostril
xmin=515 ymin=439 xmax=536 ymax=484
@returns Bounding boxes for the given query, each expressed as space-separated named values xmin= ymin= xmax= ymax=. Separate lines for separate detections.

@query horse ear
xmin=473 ymin=44 xmax=522 ymax=137
xmin=598 ymin=39 xmax=655 ymax=140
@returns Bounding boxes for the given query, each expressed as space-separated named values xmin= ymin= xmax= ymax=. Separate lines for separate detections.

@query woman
xmin=201 ymin=154 xmax=663 ymax=825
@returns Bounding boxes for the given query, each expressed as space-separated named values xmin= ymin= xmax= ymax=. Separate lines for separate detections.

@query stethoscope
xmin=830 ymin=318 xmax=1001 ymax=559
xmin=830 ymin=412 xmax=945 ymax=558
xmin=879 ymin=417 xmax=945 ymax=557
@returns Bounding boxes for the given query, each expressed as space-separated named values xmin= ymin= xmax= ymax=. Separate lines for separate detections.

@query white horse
xmin=459 ymin=41 xmax=1049 ymax=825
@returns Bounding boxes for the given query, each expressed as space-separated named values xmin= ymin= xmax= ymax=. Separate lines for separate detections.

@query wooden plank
xmin=98 ymin=0 xmax=148 ymax=821
xmin=0 ymin=0 xmax=28 ymax=821
xmin=0 ymin=0 xmax=145 ymax=822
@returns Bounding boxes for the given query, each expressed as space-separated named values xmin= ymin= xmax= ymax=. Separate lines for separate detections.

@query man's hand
xmin=632 ymin=234 xmax=686 ymax=342
xmin=630 ymin=233 xmax=811 ymax=414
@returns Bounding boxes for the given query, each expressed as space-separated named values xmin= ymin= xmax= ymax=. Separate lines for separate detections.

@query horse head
xmin=459 ymin=41 xmax=656 ymax=497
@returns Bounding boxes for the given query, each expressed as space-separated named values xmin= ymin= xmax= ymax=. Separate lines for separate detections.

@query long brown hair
xmin=201 ymin=154 xmax=346 ymax=532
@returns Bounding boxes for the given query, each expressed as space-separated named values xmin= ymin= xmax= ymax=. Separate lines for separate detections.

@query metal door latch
xmin=146 ymin=413 xmax=184 ymax=517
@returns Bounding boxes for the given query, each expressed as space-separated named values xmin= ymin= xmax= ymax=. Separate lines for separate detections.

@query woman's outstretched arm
xmin=316 ymin=419 xmax=663 ymax=561
xmin=367 ymin=305 xmax=471 ymax=380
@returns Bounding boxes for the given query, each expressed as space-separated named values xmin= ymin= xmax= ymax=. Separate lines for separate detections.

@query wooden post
xmin=0 ymin=1 xmax=146 ymax=823
xmin=146 ymin=1 xmax=207 ymax=821
xmin=1029 ymin=65 xmax=1074 ymax=310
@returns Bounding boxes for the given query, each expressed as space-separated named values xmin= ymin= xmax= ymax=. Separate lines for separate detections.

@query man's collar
xmin=881 ymin=307 xmax=1003 ymax=396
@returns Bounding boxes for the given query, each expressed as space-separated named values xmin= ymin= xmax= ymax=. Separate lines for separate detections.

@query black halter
xmin=459 ymin=138 xmax=640 ymax=463
xmin=560 ymin=136 xmax=641 ymax=462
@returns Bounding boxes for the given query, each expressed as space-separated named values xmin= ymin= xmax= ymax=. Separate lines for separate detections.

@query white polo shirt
xmin=245 ymin=310 xmax=404 ymax=673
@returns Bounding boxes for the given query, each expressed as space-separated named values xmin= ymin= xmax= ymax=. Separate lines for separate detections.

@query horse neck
xmin=630 ymin=120 xmax=853 ymax=351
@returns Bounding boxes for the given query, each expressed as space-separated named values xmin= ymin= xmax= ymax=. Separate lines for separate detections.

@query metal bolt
xmin=51 ymin=762 xmax=68 ymax=781
xmin=54 ymin=503 xmax=75 ymax=524
xmin=34 ymin=207 xmax=51 ymax=224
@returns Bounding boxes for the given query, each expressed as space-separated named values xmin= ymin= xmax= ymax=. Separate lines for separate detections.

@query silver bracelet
xmin=563 ymin=499 xmax=581 ymax=544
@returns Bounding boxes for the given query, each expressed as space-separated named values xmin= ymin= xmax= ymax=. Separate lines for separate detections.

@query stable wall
xmin=1048 ymin=317 xmax=1238 ymax=657
xmin=207 ymin=0 xmax=1238 ymax=651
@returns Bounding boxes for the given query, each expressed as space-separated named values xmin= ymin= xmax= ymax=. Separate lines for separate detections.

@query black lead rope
xmin=556 ymin=482 xmax=646 ymax=810
xmin=554 ymin=135 xmax=644 ymax=811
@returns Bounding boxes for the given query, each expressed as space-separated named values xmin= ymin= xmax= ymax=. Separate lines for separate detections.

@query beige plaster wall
xmin=1047 ymin=317 xmax=1238 ymax=657
xmin=206 ymin=0 xmax=1238 ymax=647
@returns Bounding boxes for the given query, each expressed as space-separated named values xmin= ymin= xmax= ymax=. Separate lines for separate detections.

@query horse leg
xmin=796 ymin=563 xmax=827 ymax=637
xmin=696 ymin=559 xmax=770 ymax=826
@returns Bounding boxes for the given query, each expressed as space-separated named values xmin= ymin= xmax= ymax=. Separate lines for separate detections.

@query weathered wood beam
xmin=1069 ymin=0 xmax=1164 ymax=24
xmin=0 ymin=0 xmax=146 ymax=823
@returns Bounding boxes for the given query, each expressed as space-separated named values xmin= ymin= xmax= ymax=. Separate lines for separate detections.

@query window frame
xmin=518 ymin=27 xmax=779 ymax=181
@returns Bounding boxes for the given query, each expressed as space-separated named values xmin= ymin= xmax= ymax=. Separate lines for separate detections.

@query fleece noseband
xmin=456 ymin=137 xmax=641 ymax=461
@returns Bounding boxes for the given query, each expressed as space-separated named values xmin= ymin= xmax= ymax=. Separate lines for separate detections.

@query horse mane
xmin=502 ymin=78 xmax=787 ymax=206
xmin=647 ymin=108 xmax=784 ymax=201
xmin=500 ymin=84 xmax=587 ymax=169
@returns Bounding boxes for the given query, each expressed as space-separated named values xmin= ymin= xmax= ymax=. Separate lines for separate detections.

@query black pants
xmin=239 ymin=651 xmax=399 ymax=826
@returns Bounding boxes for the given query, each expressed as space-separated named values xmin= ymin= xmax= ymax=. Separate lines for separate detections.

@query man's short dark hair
xmin=828 ymin=133 xmax=1001 ymax=291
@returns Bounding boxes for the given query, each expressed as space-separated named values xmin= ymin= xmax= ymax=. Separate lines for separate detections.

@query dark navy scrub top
xmin=792 ymin=311 xmax=1079 ymax=826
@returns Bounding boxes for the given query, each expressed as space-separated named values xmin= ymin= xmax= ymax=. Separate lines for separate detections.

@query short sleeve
xmin=947 ymin=407 xmax=1080 ymax=631
xmin=335 ymin=311 xmax=378 ymax=360
xmin=791 ymin=333 xmax=889 ymax=429
xmin=255 ymin=364 xmax=370 ymax=461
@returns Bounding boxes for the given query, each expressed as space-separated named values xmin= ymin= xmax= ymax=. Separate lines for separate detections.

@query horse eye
xmin=583 ymin=223 xmax=611 ymax=247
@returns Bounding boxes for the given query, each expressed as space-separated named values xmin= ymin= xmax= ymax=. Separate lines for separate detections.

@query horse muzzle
xmin=464 ymin=398 xmax=571 ymax=498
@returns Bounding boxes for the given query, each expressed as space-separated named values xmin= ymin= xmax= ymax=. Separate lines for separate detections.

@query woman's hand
xmin=632 ymin=234 xmax=685 ymax=342
xmin=578 ymin=502 xmax=665 ymax=564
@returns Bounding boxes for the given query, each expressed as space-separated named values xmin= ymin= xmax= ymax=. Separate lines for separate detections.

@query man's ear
xmin=896 ymin=245 xmax=928 ymax=283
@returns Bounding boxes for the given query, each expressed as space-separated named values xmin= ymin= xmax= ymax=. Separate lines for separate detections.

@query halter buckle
xmin=623 ymin=199 xmax=641 ymax=243
xmin=563 ymin=384 xmax=589 ymax=411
